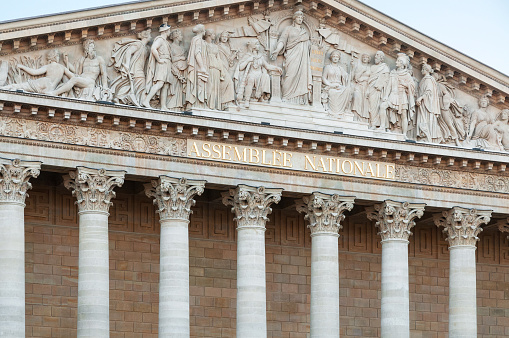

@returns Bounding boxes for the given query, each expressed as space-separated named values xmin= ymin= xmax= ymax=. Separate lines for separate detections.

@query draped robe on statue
xmin=367 ymin=63 xmax=390 ymax=128
xmin=416 ymin=74 xmax=442 ymax=143
xmin=277 ymin=25 xmax=312 ymax=104
xmin=186 ymin=35 xmax=207 ymax=108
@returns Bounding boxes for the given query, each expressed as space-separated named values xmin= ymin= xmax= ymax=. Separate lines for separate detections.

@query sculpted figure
xmin=321 ymin=50 xmax=350 ymax=116
xmin=494 ymin=109 xmax=509 ymax=151
xmin=143 ymin=24 xmax=172 ymax=109
xmin=271 ymin=10 xmax=313 ymax=105
xmin=236 ymin=40 xmax=282 ymax=108
xmin=381 ymin=53 xmax=416 ymax=137
xmin=109 ymin=29 xmax=151 ymax=106
xmin=1 ymin=49 xmax=72 ymax=94
xmin=350 ymin=53 xmax=371 ymax=123
xmin=415 ymin=64 xmax=442 ymax=143
xmin=231 ymin=10 xmax=273 ymax=51
xmin=367 ymin=51 xmax=390 ymax=129
xmin=186 ymin=24 xmax=209 ymax=109
xmin=204 ymin=29 xmax=235 ymax=110
xmin=166 ymin=29 xmax=187 ymax=110
xmin=434 ymin=72 xmax=465 ymax=146
xmin=49 ymin=39 xmax=108 ymax=100
xmin=466 ymin=95 xmax=501 ymax=150
xmin=217 ymin=31 xmax=239 ymax=75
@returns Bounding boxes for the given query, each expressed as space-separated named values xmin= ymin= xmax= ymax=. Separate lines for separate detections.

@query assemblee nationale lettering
xmin=188 ymin=141 xmax=395 ymax=180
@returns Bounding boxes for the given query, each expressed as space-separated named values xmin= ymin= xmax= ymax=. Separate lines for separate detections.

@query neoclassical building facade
xmin=0 ymin=0 xmax=508 ymax=337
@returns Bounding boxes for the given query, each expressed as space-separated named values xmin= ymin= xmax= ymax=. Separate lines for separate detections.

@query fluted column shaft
xmin=0 ymin=158 xmax=40 ymax=338
xmin=145 ymin=177 xmax=205 ymax=337
xmin=435 ymin=207 xmax=491 ymax=338
xmin=367 ymin=200 xmax=425 ymax=338
xmin=65 ymin=167 xmax=125 ymax=338
xmin=223 ymin=185 xmax=282 ymax=338
xmin=297 ymin=193 xmax=354 ymax=338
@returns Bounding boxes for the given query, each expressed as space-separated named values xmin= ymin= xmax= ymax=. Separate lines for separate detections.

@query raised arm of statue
xmin=17 ymin=64 xmax=48 ymax=77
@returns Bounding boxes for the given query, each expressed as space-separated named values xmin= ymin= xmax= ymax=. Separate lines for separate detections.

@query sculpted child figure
xmin=1 ymin=49 xmax=73 ymax=94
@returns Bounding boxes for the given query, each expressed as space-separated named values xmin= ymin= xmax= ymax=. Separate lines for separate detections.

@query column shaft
xmin=449 ymin=246 xmax=477 ymax=337
xmin=381 ymin=240 xmax=409 ymax=338
xmin=159 ymin=218 xmax=190 ymax=336
xmin=0 ymin=202 xmax=25 ymax=337
xmin=310 ymin=233 xmax=340 ymax=338
xmin=77 ymin=211 xmax=110 ymax=337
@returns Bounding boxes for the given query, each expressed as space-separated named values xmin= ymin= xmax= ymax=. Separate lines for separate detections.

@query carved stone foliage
xmin=63 ymin=167 xmax=125 ymax=213
xmin=434 ymin=207 xmax=492 ymax=247
xmin=0 ymin=158 xmax=41 ymax=204
xmin=222 ymin=185 xmax=282 ymax=230
xmin=366 ymin=200 xmax=425 ymax=241
xmin=0 ymin=116 xmax=186 ymax=157
xmin=295 ymin=192 xmax=354 ymax=235
xmin=144 ymin=176 xmax=205 ymax=221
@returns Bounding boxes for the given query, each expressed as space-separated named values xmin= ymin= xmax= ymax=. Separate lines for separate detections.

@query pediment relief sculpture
xmin=0 ymin=5 xmax=508 ymax=154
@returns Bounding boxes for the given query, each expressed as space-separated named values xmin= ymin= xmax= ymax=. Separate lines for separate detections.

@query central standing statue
xmin=271 ymin=10 xmax=312 ymax=105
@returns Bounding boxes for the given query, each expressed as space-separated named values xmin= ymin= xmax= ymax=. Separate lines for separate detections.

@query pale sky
xmin=1 ymin=0 xmax=508 ymax=75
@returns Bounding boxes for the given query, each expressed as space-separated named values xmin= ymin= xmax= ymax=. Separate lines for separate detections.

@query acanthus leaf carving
xmin=434 ymin=207 xmax=492 ymax=247
xmin=144 ymin=176 xmax=205 ymax=221
xmin=295 ymin=192 xmax=354 ymax=236
xmin=0 ymin=158 xmax=41 ymax=204
xmin=222 ymin=185 xmax=282 ymax=230
xmin=63 ymin=167 xmax=125 ymax=213
xmin=366 ymin=200 xmax=425 ymax=241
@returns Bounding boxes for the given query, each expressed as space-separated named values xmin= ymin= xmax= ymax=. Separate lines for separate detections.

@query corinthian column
xmin=0 ymin=158 xmax=40 ymax=338
xmin=434 ymin=207 xmax=491 ymax=338
xmin=223 ymin=185 xmax=283 ymax=338
xmin=366 ymin=200 xmax=425 ymax=338
xmin=145 ymin=176 xmax=205 ymax=336
xmin=64 ymin=167 xmax=125 ymax=338
xmin=296 ymin=193 xmax=354 ymax=338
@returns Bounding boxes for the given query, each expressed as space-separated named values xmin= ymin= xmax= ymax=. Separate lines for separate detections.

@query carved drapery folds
xmin=366 ymin=200 xmax=425 ymax=241
xmin=63 ymin=167 xmax=125 ymax=213
xmin=434 ymin=207 xmax=492 ymax=247
xmin=222 ymin=185 xmax=282 ymax=230
xmin=0 ymin=158 xmax=41 ymax=204
xmin=295 ymin=192 xmax=354 ymax=236
xmin=144 ymin=176 xmax=206 ymax=221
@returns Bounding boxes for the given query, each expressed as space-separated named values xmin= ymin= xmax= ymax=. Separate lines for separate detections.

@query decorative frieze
xmin=295 ymin=192 xmax=354 ymax=235
xmin=0 ymin=158 xmax=41 ymax=204
xmin=434 ymin=207 xmax=492 ymax=247
xmin=63 ymin=167 xmax=125 ymax=213
xmin=144 ymin=176 xmax=205 ymax=220
xmin=222 ymin=185 xmax=282 ymax=230
xmin=366 ymin=200 xmax=425 ymax=241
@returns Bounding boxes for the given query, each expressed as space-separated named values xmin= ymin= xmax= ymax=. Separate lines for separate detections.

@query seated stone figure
xmin=321 ymin=50 xmax=350 ymax=116
xmin=1 ymin=49 xmax=73 ymax=94
xmin=494 ymin=109 xmax=509 ymax=151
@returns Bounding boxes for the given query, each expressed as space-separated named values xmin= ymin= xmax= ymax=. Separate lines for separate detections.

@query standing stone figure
xmin=143 ymin=24 xmax=173 ymax=110
xmin=466 ymin=95 xmax=501 ymax=150
xmin=186 ymin=24 xmax=209 ymax=109
xmin=1 ymin=49 xmax=73 ymax=94
xmin=49 ymin=39 xmax=109 ymax=100
xmin=321 ymin=50 xmax=350 ymax=116
xmin=434 ymin=72 xmax=465 ymax=146
xmin=109 ymin=29 xmax=151 ymax=106
xmin=381 ymin=53 xmax=416 ymax=138
xmin=236 ymin=40 xmax=282 ymax=108
xmin=166 ymin=29 xmax=187 ymax=110
xmin=350 ymin=53 xmax=371 ymax=123
xmin=270 ymin=10 xmax=312 ymax=105
xmin=217 ymin=31 xmax=239 ymax=76
xmin=416 ymin=64 xmax=442 ymax=143
xmin=367 ymin=51 xmax=390 ymax=129
xmin=494 ymin=109 xmax=509 ymax=151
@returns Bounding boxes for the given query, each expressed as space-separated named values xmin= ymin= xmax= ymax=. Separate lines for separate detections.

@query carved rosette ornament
xmin=222 ymin=185 xmax=283 ymax=230
xmin=434 ymin=207 xmax=492 ymax=247
xmin=63 ymin=167 xmax=125 ymax=214
xmin=295 ymin=192 xmax=354 ymax=236
xmin=0 ymin=158 xmax=41 ymax=204
xmin=366 ymin=200 xmax=425 ymax=242
xmin=144 ymin=176 xmax=206 ymax=221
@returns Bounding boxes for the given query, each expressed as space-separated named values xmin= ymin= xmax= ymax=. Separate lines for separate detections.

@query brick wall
xmin=23 ymin=179 xmax=509 ymax=337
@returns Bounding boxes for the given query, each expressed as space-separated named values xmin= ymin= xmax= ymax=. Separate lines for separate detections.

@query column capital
xmin=222 ymin=185 xmax=282 ymax=230
xmin=497 ymin=217 xmax=509 ymax=238
xmin=0 ymin=158 xmax=41 ymax=204
xmin=144 ymin=176 xmax=206 ymax=221
xmin=63 ymin=167 xmax=125 ymax=213
xmin=434 ymin=207 xmax=492 ymax=247
xmin=295 ymin=192 xmax=354 ymax=236
xmin=366 ymin=200 xmax=425 ymax=242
